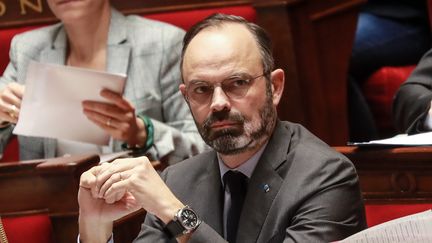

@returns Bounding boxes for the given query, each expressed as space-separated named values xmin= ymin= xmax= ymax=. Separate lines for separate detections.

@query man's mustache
xmin=202 ymin=110 xmax=245 ymax=130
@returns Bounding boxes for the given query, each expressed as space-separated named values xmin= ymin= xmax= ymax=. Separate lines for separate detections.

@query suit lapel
xmin=237 ymin=121 xmax=293 ymax=243
xmin=106 ymin=8 xmax=131 ymax=77
xmin=191 ymin=153 xmax=224 ymax=236
xmin=39 ymin=25 xmax=66 ymax=158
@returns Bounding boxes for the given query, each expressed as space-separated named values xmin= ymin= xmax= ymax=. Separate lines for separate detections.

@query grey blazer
xmin=0 ymin=9 xmax=206 ymax=164
xmin=136 ymin=121 xmax=367 ymax=242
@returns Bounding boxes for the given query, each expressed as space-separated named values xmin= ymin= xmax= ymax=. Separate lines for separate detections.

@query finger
xmin=83 ymin=110 xmax=120 ymax=129
xmin=0 ymin=110 xmax=16 ymax=123
xmin=98 ymin=172 xmax=123 ymax=198
xmin=98 ymin=168 xmax=136 ymax=198
xmin=100 ymin=89 xmax=134 ymax=111
xmin=95 ymin=157 xmax=147 ymax=191
xmin=81 ymin=165 xmax=110 ymax=198
xmin=95 ymin=165 xmax=130 ymax=196
xmin=1 ymin=86 xmax=23 ymax=109
xmin=104 ymin=179 xmax=129 ymax=203
xmin=79 ymin=170 xmax=99 ymax=198
xmin=9 ymin=83 xmax=25 ymax=100
xmin=82 ymin=101 xmax=125 ymax=118
xmin=105 ymin=188 xmax=127 ymax=205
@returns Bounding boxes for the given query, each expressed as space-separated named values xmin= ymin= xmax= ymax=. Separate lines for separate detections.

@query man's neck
xmin=220 ymin=137 xmax=269 ymax=169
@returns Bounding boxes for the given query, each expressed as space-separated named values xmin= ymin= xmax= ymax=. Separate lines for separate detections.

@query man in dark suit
xmin=393 ymin=47 xmax=432 ymax=134
xmin=78 ymin=14 xmax=366 ymax=243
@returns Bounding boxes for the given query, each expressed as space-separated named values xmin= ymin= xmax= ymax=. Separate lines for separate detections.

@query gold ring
xmin=106 ymin=118 xmax=112 ymax=127
xmin=10 ymin=105 xmax=17 ymax=112
xmin=8 ymin=112 xmax=15 ymax=119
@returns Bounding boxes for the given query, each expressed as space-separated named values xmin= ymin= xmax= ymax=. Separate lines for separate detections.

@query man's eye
xmin=231 ymin=79 xmax=249 ymax=87
xmin=194 ymin=85 xmax=212 ymax=94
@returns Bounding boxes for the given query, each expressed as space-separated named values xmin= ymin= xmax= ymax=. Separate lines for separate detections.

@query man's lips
xmin=210 ymin=121 xmax=240 ymax=129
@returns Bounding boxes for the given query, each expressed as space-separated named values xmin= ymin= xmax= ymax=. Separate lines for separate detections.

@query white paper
xmin=351 ymin=132 xmax=432 ymax=146
xmin=13 ymin=61 xmax=126 ymax=145
xmin=339 ymin=210 xmax=432 ymax=243
xmin=99 ymin=150 xmax=131 ymax=164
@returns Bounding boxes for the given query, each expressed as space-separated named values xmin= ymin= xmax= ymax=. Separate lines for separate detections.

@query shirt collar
xmin=218 ymin=142 xmax=268 ymax=185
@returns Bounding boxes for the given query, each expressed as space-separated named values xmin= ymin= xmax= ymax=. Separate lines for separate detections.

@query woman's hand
xmin=0 ymin=83 xmax=25 ymax=124
xmin=82 ymin=89 xmax=147 ymax=147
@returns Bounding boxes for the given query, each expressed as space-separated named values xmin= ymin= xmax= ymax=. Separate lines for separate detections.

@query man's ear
xmin=179 ymin=83 xmax=187 ymax=98
xmin=270 ymin=69 xmax=285 ymax=106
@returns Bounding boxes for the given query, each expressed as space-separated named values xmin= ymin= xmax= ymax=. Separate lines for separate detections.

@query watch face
xmin=180 ymin=208 xmax=199 ymax=229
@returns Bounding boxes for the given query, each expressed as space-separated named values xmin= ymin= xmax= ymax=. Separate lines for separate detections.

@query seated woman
xmin=0 ymin=0 xmax=206 ymax=164
xmin=393 ymin=47 xmax=432 ymax=134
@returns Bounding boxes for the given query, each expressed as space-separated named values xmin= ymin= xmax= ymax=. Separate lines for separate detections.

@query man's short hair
xmin=180 ymin=13 xmax=274 ymax=80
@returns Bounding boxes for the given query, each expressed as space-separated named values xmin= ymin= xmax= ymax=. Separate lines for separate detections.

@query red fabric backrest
xmin=1 ymin=214 xmax=55 ymax=243
xmin=0 ymin=26 xmax=41 ymax=75
xmin=365 ymin=203 xmax=432 ymax=227
xmin=362 ymin=65 xmax=416 ymax=136
xmin=143 ymin=6 xmax=256 ymax=30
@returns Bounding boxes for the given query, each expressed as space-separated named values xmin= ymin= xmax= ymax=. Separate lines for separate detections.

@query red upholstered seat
xmin=144 ymin=6 xmax=256 ymax=30
xmin=0 ymin=26 xmax=40 ymax=73
xmin=362 ymin=66 xmax=416 ymax=137
xmin=0 ymin=214 xmax=54 ymax=243
xmin=365 ymin=203 xmax=432 ymax=227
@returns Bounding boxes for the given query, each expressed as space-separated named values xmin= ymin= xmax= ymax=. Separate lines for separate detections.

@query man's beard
xmin=198 ymin=94 xmax=276 ymax=155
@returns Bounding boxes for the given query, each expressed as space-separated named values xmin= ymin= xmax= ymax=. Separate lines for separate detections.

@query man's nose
xmin=210 ymin=87 xmax=231 ymax=112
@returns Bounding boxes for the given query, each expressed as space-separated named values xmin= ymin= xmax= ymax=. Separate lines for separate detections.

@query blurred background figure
xmin=348 ymin=0 xmax=431 ymax=142
xmin=393 ymin=47 xmax=432 ymax=134
xmin=0 ymin=0 xmax=206 ymax=164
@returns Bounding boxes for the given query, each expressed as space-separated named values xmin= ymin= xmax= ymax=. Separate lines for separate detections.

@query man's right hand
xmin=0 ymin=83 xmax=25 ymax=124
xmin=78 ymin=164 xmax=141 ymax=243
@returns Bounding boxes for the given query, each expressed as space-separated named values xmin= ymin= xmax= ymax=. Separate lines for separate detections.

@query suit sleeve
xmin=0 ymin=35 xmax=20 ymax=156
xmin=133 ymin=167 xmax=227 ymax=243
xmin=282 ymin=157 xmax=367 ymax=242
xmin=393 ymin=48 xmax=432 ymax=134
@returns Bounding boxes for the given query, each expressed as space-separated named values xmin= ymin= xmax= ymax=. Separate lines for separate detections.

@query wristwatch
xmin=165 ymin=205 xmax=201 ymax=237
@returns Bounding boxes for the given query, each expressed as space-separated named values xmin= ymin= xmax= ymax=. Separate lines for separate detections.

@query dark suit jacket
xmin=393 ymin=48 xmax=432 ymax=134
xmin=134 ymin=121 xmax=367 ymax=242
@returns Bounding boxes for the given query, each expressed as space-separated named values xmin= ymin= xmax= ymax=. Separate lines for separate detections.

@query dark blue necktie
xmin=223 ymin=170 xmax=248 ymax=243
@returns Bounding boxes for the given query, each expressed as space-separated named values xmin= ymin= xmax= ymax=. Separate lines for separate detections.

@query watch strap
xmin=165 ymin=219 xmax=185 ymax=238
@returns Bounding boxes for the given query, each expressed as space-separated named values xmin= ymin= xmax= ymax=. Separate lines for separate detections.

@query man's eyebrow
xmin=187 ymin=72 xmax=252 ymax=84
xmin=188 ymin=79 xmax=209 ymax=84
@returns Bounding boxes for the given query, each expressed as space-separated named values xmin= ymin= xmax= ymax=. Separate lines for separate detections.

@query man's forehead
xmin=182 ymin=23 xmax=261 ymax=80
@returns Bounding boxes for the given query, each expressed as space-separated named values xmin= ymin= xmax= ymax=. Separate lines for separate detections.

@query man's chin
xmin=208 ymin=135 xmax=255 ymax=155
xmin=207 ymin=128 xmax=243 ymax=141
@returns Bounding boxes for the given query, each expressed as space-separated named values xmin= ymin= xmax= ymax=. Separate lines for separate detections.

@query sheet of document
xmin=339 ymin=210 xmax=432 ymax=243
xmin=350 ymin=132 xmax=432 ymax=146
xmin=13 ymin=61 xmax=126 ymax=145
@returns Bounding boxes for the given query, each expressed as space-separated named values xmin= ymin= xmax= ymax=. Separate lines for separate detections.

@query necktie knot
xmin=223 ymin=170 xmax=248 ymax=243
xmin=223 ymin=170 xmax=248 ymax=194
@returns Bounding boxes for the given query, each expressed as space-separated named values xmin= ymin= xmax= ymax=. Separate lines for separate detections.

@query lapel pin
xmin=263 ymin=184 xmax=270 ymax=193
